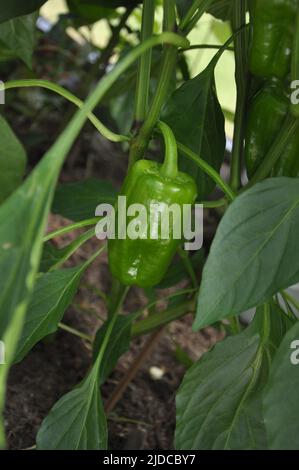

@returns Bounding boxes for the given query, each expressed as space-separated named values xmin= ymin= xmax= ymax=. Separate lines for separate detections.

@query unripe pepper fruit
xmin=245 ymin=78 xmax=299 ymax=178
xmin=108 ymin=123 xmax=197 ymax=288
xmin=245 ymin=79 xmax=289 ymax=177
xmin=249 ymin=0 xmax=298 ymax=79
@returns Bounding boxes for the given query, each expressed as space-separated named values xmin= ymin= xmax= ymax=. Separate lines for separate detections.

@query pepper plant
xmin=0 ymin=0 xmax=299 ymax=450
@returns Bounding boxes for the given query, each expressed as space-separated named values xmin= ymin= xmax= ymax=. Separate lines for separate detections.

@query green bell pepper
xmin=108 ymin=123 xmax=197 ymax=288
xmin=245 ymin=78 xmax=299 ymax=178
xmin=249 ymin=0 xmax=298 ymax=78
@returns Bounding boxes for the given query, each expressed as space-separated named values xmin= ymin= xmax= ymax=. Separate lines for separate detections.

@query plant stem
xmin=105 ymin=328 xmax=165 ymax=413
xmin=131 ymin=299 xmax=194 ymax=337
xmin=81 ymin=7 xmax=135 ymax=95
xmin=58 ymin=322 xmax=92 ymax=342
xmin=179 ymin=0 xmax=212 ymax=31
xmin=230 ymin=0 xmax=249 ymax=191
xmin=4 ymin=80 xmax=129 ymax=143
xmin=135 ymin=0 xmax=156 ymax=121
xmin=262 ymin=303 xmax=271 ymax=344
xmin=158 ymin=120 xmax=178 ymax=178
xmin=95 ymin=285 xmax=129 ymax=370
xmin=177 ymin=141 xmax=236 ymax=200
xmin=178 ymin=246 xmax=198 ymax=288
xmin=129 ymin=0 xmax=179 ymax=166
xmin=180 ymin=44 xmax=234 ymax=52
xmin=43 ymin=217 xmax=100 ymax=242
xmin=229 ymin=316 xmax=241 ymax=335
xmin=200 ymin=198 xmax=227 ymax=208
xmin=179 ymin=0 xmax=214 ymax=33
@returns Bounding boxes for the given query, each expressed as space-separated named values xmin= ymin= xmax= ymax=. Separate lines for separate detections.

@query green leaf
xmin=263 ymin=321 xmax=299 ymax=449
xmin=162 ymin=61 xmax=225 ymax=199
xmin=0 ymin=115 xmax=26 ymax=203
xmin=156 ymin=250 xmax=204 ymax=289
xmin=36 ymin=282 xmax=128 ymax=451
xmin=265 ymin=302 xmax=295 ymax=355
xmin=206 ymin=0 xmax=234 ymax=21
xmin=0 ymin=136 xmax=68 ymax=447
xmin=175 ymin=327 xmax=268 ymax=450
xmin=176 ymin=0 xmax=193 ymax=20
xmin=93 ymin=313 xmax=136 ymax=384
xmin=194 ymin=178 xmax=299 ymax=330
xmin=14 ymin=264 xmax=88 ymax=363
xmin=0 ymin=13 xmax=37 ymax=68
xmin=98 ymin=0 xmax=139 ymax=5
xmin=39 ymin=242 xmax=63 ymax=272
xmin=67 ymin=0 xmax=116 ymax=24
xmin=36 ymin=363 xmax=107 ymax=450
xmin=67 ymin=0 xmax=139 ymax=24
xmin=52 ymin=178 xmax=116 ymax=222
xmin=206 ymin=0 xmax=250 ymax=21
xmin=39 ymin=228 xmax=95 ymax=272
xmin=0 ymin=0 xmax=46 ymax=23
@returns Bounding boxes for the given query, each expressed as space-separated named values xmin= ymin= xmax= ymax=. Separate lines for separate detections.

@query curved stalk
xmin=4 ymin=80 xmax=129 ymax=143
xmin=158 ymin=120 xmax=178 ymax=178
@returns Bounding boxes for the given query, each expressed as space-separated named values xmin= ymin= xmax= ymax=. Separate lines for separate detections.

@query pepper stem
xmin=157 ymin=120 xmax=178 ymax=178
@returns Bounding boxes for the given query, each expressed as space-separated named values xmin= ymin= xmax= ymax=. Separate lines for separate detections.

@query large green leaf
xmin=0 ymin=13 xmax=37 ymax=68
xmin=175 ymin=326 xmax=267 ymax=449
xmin=176 ymin=298 xmax=294 ymax=450
xmin=0 ymin=115 xmax=26 ymax=203
xmin=36 ymin=362 xmax=107 ymax=450
xmin=194 ymin=178 xmax=299 ymax=330
xmin=0 ymin=139 xmax=67 ymax=447
xmin=0 ymin=0 xmax=46 ymax=24
xmin=162 ymin=61 xmax=225 ymax=199
xmin=263 ymin=321 xmax=299 ymax=449
xmin=52 ymin=178 xmax=116 ymax=222
xmin=14 ymin=264 xmax=88 ymax=363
